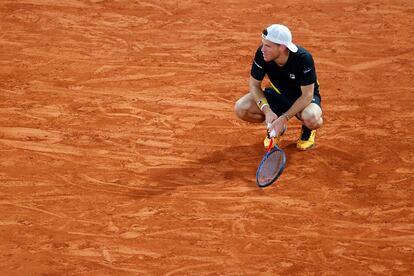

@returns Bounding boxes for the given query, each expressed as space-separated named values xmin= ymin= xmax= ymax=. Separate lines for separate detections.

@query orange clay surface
xmin=0 ymin=0 xmax=413 ymax=275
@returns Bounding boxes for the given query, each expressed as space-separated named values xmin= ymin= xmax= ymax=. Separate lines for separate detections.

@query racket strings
xmin=257 ymin=150 xmax=285 ymax=186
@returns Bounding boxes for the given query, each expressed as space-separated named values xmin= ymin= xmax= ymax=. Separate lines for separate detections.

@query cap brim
xmin=262 ymin=33 xmax=298 ymax=53
xmin=287 ymin=43 xmax=298 ymax=53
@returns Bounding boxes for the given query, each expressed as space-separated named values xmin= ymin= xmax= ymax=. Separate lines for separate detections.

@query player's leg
xmin=298 ymin=102 xmax=323 ymax=130
xmin=261 ymin=88 xmax=291 ymax=148
xmin=235 ymin=90 xmax=280 ymax=148
xmin=296 ymin=96 xmax=323 ymax=150
xmin=234 ymin=92 xmax=264 ymax=123
xmin=235 ymin=88 xmax=290 ymax=149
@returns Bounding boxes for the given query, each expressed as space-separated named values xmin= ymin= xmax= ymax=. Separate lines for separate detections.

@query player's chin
xmin=262 ymin=54 xmax=270 ymax=62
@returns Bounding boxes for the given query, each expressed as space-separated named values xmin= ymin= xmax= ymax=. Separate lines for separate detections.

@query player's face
xmin=261 ymin=38 xmax=280 ymax=62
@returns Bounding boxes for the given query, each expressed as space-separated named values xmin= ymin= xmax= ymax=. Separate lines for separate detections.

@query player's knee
xmin=304 ymin=116 xmax=323 ymax=130
xmin=300 ymin=107 xmax=316 ymax=121
xmin=301 ymin=103 xmax=322 ymax=119
xmin=300 ymin=104 xmax=323 ymax=129
xmin=234 ymin=98 xmax=249 ymax=119
xmin=314 ymin=117 xmax=323 ymax=129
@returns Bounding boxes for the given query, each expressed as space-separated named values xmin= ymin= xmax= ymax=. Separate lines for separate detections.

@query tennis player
xmin=234 ymin=24 xmax=323 ymax=150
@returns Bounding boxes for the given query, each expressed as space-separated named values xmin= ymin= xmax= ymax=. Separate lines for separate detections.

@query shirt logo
xmin=290 ymin=74 xmax=296 ymax=79
xmin=303 ymin=68 xmax=312 ymax=74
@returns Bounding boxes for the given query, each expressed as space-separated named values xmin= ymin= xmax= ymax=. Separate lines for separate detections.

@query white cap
xmin=262 ymin=24 xmax=298 ymax=53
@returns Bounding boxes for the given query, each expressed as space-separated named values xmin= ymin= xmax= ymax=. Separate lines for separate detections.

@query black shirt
xmin=250 ymin=45 xmax=320 ymax=101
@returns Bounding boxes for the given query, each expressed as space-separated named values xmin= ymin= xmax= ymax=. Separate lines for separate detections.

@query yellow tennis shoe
xmin=297 ymin=125 xmax=316 ymax=150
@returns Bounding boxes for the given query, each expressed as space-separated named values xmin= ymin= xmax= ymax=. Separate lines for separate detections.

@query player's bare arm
xmin=249 ymin=76 xmax=264 ymax=105
xmin=283 ymin=83 xmax=314 ymax=120
xmin=249 ymin=76 xmax=278 ymax=127
xmin=269 ymin=83 xmax=314 ymax=135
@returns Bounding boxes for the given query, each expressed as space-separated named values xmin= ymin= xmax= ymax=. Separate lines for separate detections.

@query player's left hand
xmin=268 ymin=117 xmax=287 ymax=137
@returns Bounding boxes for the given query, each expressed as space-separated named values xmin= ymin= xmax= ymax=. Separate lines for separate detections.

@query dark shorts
xmin=263 ymin=87 xmax=322 ymax=116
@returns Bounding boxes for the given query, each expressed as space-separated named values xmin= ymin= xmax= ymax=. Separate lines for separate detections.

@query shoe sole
xmin=297 ymin=144 xmax=314 ymax=151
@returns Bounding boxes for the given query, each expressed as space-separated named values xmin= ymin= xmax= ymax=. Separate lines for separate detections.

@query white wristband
xmin=260 ymin=103 xmax=269 ymax=111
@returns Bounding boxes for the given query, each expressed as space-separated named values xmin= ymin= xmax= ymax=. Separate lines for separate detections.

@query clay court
xmin=0 ymin=0 xmax=413 ymax=275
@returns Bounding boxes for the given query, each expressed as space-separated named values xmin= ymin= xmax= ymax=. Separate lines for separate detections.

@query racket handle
xmin=266 ymin=123 xmax=276 ymax=138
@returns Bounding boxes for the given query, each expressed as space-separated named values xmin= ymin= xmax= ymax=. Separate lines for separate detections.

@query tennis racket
xmin=256 ymin=130 xmax=287 ymax=188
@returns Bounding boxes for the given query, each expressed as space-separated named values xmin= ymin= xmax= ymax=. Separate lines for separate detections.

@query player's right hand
xmin=264 ymin=110 xmax=278 ymax=129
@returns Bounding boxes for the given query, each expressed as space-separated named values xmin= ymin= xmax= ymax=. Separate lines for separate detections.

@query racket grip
xmin=266 ymin=123 xmax=276 ymax=138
